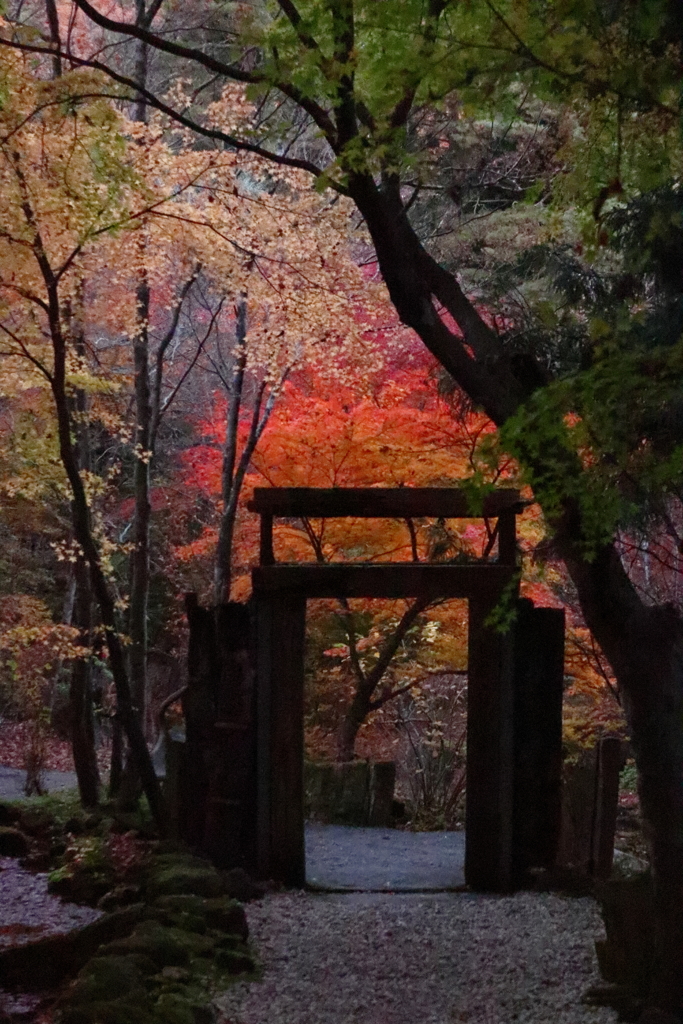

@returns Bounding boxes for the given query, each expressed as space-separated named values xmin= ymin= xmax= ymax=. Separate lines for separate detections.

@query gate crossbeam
xmin=248 ymin=486 xmax=522 ymax=567
xmin=253 ymin=562 xmax=516 ymax=598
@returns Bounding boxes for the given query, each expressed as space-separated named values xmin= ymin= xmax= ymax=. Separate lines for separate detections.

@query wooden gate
xmin=247 ymin=487 xmax=565 ymax=892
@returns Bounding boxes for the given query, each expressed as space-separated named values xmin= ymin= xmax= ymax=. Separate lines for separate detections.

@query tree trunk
xmin=128 ymin=12 xmax=152 ymax=732
xmin=66 ymin=288 xmax=100 ymax=808
xmin=109 ymin=717 xmax=123 ymax=798
xmin=566 ymin=556 xmax=683 ymax=1013
xmin=70 ymin=559 xmax=100 ymax=808
xmin=128 ymin=272 xmax=151 ymax=734
xmin=40 ymin=253 xmax=167 ymax=832
xmin=336 ymin=685 xmax=372 ymax=762
xmin=214 ymin=296 xmax=247 ymax=605
xmin=335 ymin=596 xmax=429 ymax=762
xmin=116 ymin=13 xmax=156 ymax=802
xmin=345 ymin=173 xmax=683 ymax=1011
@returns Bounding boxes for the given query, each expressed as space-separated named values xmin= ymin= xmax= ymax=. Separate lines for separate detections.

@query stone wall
xmin=304 ymin=761 xmax=396 ymax=827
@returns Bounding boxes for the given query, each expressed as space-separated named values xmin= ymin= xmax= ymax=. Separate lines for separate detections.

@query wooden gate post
xmin=255 ymin=592 xmax=307 ymax=886
xmin=512 ymin=600 xmax=565 ymax=883
xmin=466 ymin=591 xmax=516 ymax=891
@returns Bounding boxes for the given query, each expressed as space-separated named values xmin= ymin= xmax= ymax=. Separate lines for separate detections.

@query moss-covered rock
xmin=0 ymin=905 xmax=144 ymax=991
xmin=148 ymin=895 xmax=208 ymax=934
xmin=0 ymin=801 xmax=21 ymax=826
xmin=102 ymin=920 xmax=216 ymax=968
xmin=151 ymin=992 xmax=216 ymax=1024
xmin=48 ymin=864 xmax=114 ymax=905
xmin=202 ymin=898 xmax=248 ymax=940
xmin=213 ymin=934 xmax=248 ymax=952
xmin=98 ymin=885 xmax=143 ymax=911
xmin=0 ymin=825 xmax=29 ymax=857
xmin=213 ymin=947 xmax=256 ymax=975
xmin=64 ymin=955 xmax=151 ymax=1005
xmin=152 ymin=894 xmax=207 ymax=916
xmin=60 ymin=1001 xmax=153 ymax=1024
xmin=145 ymin=855 xmax=224 ymax=900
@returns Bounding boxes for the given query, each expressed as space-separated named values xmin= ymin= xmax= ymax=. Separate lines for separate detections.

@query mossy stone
xmin=160 ymin=910 xmax=207 ymax=934
xmin=0 ymin=826 xmax=29 ymax=857
xmin=65 ymin=955 xmax=148 ymax=1005
xmin=152 ymin=895 xmax=207 ymax=916
xmin=102 ymin=921 xmax=215 ymax=968
xmin=146 ymin=861 xmax=224 ymax=900
xmin=148 ymin=897 xmax=208 ymax=934
xmin=213 ymin=935 xmax=249 ymax=953
xmin=213 ymin=948 xmax=256 ymax=975
xmin=202 ymin=898 xmax=247 ymax=939
xmin=60 ymin=999 xmax=152 ymax=1024
xmin=151 ymin=992 xmax=208 ymax=1024
xmin=0 ymin=802 xmax=20 ymax=826
xmin=98 ymin=885 xmax=143 ymax=912
xmin=48 ymin=865 xmax=113 ymax=906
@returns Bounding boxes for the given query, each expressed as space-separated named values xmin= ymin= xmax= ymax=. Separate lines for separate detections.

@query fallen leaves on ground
xmin=0 ymin=722 xmax=111 ymax=773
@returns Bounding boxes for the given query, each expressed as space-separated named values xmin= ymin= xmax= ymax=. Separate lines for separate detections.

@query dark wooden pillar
xmin=465 ymin=589 xmax=516 ymax=891
xmin=511 ymin=600 xmax=565 ymax=883
xmin=255 ymin=593 xmax=307 ymax=886
xmin=182 ymin=597 xmax=257 ymax=870
xmin=259 ymin=514 xmax=274 ymax=565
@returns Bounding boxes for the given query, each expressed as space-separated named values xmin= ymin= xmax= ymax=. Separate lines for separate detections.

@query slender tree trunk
xmin=65 ymin=289 xmax=100 ymax=807
xmin=115 ymin=14 xmax=153 ymax=801
xmin=42 ymin=0 xmax=99 ymax=808
xmin=213 ymin=298 xmax=285 ymax=604
xmin=129 ymin=14 xmax=152 ymax=725
xmin=129 ymin=272 xmax=151 ymax=732
xmin=109 ymin=717 xmax=123 ymax=798
xmin=335 ymin=597 xmax=429 ymax=762
xmin=49 ymin=340 xmax=166 ymax=829
xmin=214 ymin=296 xmax=247 ymax=604
xmin=336 ymin=686 xmax=371 ymax=763
xmin=70 ymin=557 xmax=100 ymax=807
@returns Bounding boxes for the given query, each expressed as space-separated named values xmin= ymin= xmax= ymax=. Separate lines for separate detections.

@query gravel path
xmin=0 ymin=857 xmax=101 ymax=948
xmin=0 ymin=766 xmax=78 ymax=798
xmin=215 ymin=890 xmax=618 ymax=1024
xmin=0 ymin=857 xmax=102 ymax=1019
xmin=306 ymin=824 xmax=466 ymax=890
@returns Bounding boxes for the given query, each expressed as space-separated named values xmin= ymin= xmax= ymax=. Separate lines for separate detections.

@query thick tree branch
xmin=69 ymin=0 xmax=339 ymax=139
xmin=276 ymin=0 xmax=321 ymax=53
xmin=0 ymin=38 xmax=333 ymax=180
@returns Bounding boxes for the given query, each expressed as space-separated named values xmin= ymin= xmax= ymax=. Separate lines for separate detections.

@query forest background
xmin=0 ymin=22 xmax=630 ymax=810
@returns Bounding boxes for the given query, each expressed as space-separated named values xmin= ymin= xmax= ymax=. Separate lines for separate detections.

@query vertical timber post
xmin=466 ymin=588 xmax=516 ymax=891
xmin=497 ymin=509 xmax=517 ymax=566
xmin=591 ymin=735 xmax=623 ymax=880
xmin=255 ymin=592 xmax=306 ymax=886
xmin=259 ymin=514 xmax=275 ymax=565
xmin=512 ymin=600 xmax=565 ymax=883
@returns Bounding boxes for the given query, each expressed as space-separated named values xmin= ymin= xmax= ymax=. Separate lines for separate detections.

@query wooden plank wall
xmin=255 ymin=593 xmax=307 ymax=886
xmin=512 ymin=600 xmax=565 ymax=883
xmin=465 ymin=593 xmax=516 ymax=891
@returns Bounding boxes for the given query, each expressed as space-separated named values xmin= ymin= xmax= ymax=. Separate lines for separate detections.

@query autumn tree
xmin=178 ymin=354 xmax=510 ymax=761
xmin=0 ymin=49 xmax=186 ymax=824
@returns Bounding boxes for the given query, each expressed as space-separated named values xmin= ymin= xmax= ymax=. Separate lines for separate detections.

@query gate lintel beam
xmin=252 ymin=563 xmax=516 ymax=600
